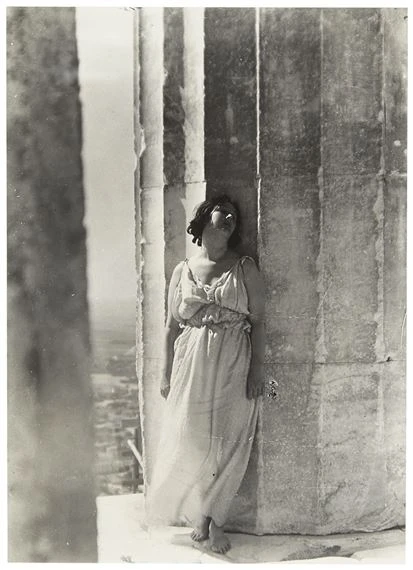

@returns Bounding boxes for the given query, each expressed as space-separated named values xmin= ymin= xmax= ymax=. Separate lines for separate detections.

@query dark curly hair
xmin=186 ymin=194 xmax=242 ymax=247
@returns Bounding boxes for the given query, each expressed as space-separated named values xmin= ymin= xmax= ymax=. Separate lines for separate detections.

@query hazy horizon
xmin=76 ymin=7 xmax=136 ymax=310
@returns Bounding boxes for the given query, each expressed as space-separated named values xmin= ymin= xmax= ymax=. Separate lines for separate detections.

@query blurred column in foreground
xmin=7 ymin=7 xmax=97 ymax=561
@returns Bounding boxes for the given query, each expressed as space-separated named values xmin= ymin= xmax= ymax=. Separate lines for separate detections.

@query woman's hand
xmin=160 ymin=375 xmax=171 ymax=400
xmin=247 ymin=364 xmax=265 ymax=400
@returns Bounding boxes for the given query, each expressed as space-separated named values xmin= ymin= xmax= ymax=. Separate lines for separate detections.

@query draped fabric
xmin=145 ymin=256 xmax=259 ymax=527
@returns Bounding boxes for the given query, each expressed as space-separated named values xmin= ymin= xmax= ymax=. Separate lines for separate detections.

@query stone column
xmin=381 ymin=6 xmax=406 ymax=519
xmin=163 ymin=7 xmax=206 ymax=273
xmin=164 ymin=8 xmax=186 ymax=283
xmin=259 ymin=7 xmax=322 ymax=534
xmin=257 ymin=7 xmax=406 ymax=534
xmin=7 ymin=7 xmax=97 ymax=561
xmin=136 ymin=7 xmax=166 ymax=485
xmin=183 ymin=8 xmax=206 ymax=257
xmin=315 ymin=8 xmax=405 ymax=533
xmin=136 ymin=7 xmax=207 ymax=488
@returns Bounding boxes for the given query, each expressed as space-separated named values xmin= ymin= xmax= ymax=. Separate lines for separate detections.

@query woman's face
xmin=207 ymin=202 xmax=238 ymax=238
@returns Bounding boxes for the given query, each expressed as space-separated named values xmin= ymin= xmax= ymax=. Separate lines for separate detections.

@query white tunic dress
xmin=145 ymin=256 xmax=259 ymax=527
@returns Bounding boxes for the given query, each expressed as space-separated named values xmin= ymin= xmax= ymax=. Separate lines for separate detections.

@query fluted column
xmin=136 ymin=6 xmax=207 ymax=488
xmin=259 ymin=7 xmax=322 ymax=533
xmin=183 ymin=7 xmax=206 ymax=257
xmin=164 ymin=7 xmax=186 ymax=283
xmin=258 ymin=7 xmax=406 ymax=534
xmin=136 ymin=7 xmax=165 ymax=485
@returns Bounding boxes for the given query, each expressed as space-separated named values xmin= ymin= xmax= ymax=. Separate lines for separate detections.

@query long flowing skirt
xmin=145 ymin=322 xmax=259 ymax=527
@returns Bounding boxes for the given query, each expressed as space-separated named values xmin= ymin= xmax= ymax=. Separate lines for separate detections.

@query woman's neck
xmin=200 ymin=241 xmax=229 ymax=262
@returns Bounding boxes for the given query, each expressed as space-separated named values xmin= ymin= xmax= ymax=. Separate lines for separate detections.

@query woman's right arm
xmin=160 ymin=260 xmax=185 ymax=399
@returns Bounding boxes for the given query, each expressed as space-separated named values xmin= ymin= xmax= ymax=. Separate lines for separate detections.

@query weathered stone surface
xmin=383 ymin=9 xmax=407 ymax=175
xmin=322 ymin=9 xmax=382 ymax=176
xmin=183 ymin=8 xmax=205 ymax=186
xmin=321 ymin=176 xmax=380 ymax=363
xmin=182 ymin=9 xmax=206 ymax=257
xmin=382 ymin=361 xmax=405 ymax=523
xmin=257 ymin=361 xmax=405 ymax=534
xmin=321 ymin=9 xmax=383 ymax=365
xmin=7 ymin=7 xmax=97 ymax=561
xmin=260 ymin=364 xmax=319 ymax=533
xmin=316 ymin=365 xmax=383 ymax=532
xmin=316 ymin=361 xmax=404 ymax=532
xmin=205 ymin=7 xmax=257 ymax=257
xmin=260 ymin=8 xmax=321 ymax=367
xmin=164 ymin=8 xmax=186 ymax=282
xmin=383 ymin=178 xmax=406 ymax=360
xmin=164 ymin=186 xmax=186 ymax=283
xmin=260 ymin=178 xmax=320 ymax=363
xmin=139 ymin=11 xmax=164 ymax=189
xmin=256 ymin=7 xmax=404 ymax=534
xmin=164 ymin=8 xmax=185 ymax=188
xmin=351 ymin=544 xmax=405 ymax=564
xmin=8 ymin=285 xmax=42 ymax=562
xmin=260 ymin=8 xmax=321 ymax=178
xmin=164 ymin=8 xmax=205 ymax=274
xmin=382 ymin=8 xmax=407 ymax=361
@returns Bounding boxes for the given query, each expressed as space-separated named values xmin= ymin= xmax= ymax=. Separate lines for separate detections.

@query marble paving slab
xmin=97 ymin=493 xmax=405 ymax=564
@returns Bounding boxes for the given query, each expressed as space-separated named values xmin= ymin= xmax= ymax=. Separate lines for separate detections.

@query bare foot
xmin=209 ymin=519 xmax=231 ymax=554
xmin=190 ymin=515 xmax=211 ymax=542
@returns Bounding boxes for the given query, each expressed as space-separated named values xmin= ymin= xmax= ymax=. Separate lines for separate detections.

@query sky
xmin=76 ymin=7 xmax=136 ymax=308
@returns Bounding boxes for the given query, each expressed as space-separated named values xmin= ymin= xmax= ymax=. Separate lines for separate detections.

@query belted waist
xmin=180 ymin=317 xmax=251 ymax=333
xmin=177 ymin=303 xmax=251 ymax=333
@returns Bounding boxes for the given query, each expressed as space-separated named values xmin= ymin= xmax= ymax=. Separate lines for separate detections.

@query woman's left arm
xmin=242 ymin=257 xmax=266 ymax=399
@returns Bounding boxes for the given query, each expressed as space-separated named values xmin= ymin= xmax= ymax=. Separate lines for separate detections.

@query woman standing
xmin=146 ymin=195 xmax=265 ymax=554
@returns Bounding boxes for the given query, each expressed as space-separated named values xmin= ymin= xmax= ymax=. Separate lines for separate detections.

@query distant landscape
xmin=89 ymin=298 xmax=136 ymax=374
xmin=89 ymin=298 xmax=141 ymax=496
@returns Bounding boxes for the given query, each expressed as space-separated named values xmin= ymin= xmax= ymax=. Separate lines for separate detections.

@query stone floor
xmin=96 ymin=493 xmax=405 ymax=564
